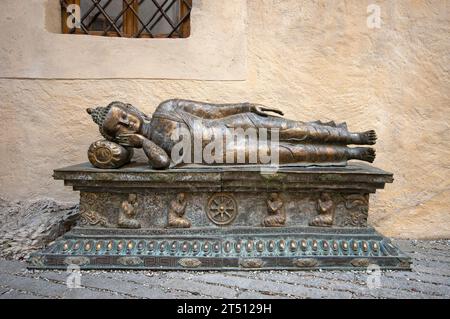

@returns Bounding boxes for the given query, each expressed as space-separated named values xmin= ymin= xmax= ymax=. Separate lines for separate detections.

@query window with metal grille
xmin=61 ymin=0 xmax=192 ymax=38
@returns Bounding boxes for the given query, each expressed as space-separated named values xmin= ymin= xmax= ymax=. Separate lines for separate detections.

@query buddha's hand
xmin=116 ymin=133 xmax=145 ymax=148
xmin=252 ymin=104 xmax=284 ymax=117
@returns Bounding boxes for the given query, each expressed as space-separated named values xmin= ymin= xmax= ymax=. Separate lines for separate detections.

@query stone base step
xmin=28 ymin=227 xmax=411 ymax=270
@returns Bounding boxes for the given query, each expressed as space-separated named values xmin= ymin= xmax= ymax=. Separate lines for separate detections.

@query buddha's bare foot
xmin=348 ymin=147 xmax=376 ymax=162
xmin=360 ymin=147 xmax=376 ymax=162
xmin=349 ymin=130 xmax=377 ymax=145
xmin=360 ymin=130 xmax=377 ymax=145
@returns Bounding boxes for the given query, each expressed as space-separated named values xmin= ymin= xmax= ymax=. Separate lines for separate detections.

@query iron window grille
xmin=61 ymin=0 xmax=192 ymax=38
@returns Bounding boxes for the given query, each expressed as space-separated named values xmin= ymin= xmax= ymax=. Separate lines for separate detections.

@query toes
xmin=366 ymin=130 xmax=377 ymax=145
xmin=366 ymin=148 xmax=376 ymax=162
xmin=358 ymin=147 xmax=376 ymax=163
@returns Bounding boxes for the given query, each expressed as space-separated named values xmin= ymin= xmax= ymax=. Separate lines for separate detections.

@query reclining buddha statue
xmin=31 ymin=99 xmax=407 ymax=271
xmin=86 ymin=99 xmax=377 ymax=169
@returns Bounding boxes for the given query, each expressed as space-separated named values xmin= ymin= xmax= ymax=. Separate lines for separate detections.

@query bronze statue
xmin=263 ymin=193 xmax=286 ymax=227
xmin=167 ymin=193 xmax=191 ymax=228
xmin=86 ymin=99 xmax=377 ymax=169
xmin=310 ymin=193 xmax=335 ymax=227
xmin=118 ymin=194 xmax=141 ymax=229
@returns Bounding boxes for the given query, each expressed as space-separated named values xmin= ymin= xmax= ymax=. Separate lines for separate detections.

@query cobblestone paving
xmin=0 ymin=240 xmax=449 ymax=299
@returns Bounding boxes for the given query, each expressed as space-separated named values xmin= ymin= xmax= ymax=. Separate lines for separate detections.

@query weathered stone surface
xmin=0 ymin=198 xmax=79 ymax=259
xmin=23 ymin=162 xmax=410 ymax=270
xmin=54 ymin=163 xmax=391 ymax=229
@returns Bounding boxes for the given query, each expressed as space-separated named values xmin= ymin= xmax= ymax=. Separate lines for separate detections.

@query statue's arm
xmin=175 ymin=100 xmax=284 ymax=119
xmin=142 ymin=139 xmax=170 ymax=169
xmin=275 ymin=201 xmax=283 ymax=210
xmin=116 ymin=134 xmax=170 ymax=169
xmin=175 ymin=203 xmax=186 ymax=216
xmin=267 ymin=200 xmax=277 ymax=212
xmin=318 ymin=200 xmax=333 ymax=213
xmin=318 ymin=200 xmax=325 ymax=213
xmin=176 ymin=100 xmax=251 ymax=118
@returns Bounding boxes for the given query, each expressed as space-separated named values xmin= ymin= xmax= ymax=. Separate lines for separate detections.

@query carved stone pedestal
xmin=28 ymin=163 xmax=411 ymax=270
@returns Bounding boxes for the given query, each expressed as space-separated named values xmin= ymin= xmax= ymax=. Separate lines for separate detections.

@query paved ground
xmin=0 ymin=240 xmax=449 ymax=299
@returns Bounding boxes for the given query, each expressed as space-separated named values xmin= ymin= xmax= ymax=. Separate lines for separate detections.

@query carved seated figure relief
xmin=167 ymin=193 xmax=191 ymax=228
xmin=263 ymin=193 xmax=286 ymax=227
xmin=310 ymin=193 xmax=335 ymax=227
xmin=86 ymin=100 xmax=377 ymax=169
xmin=118 ymin=194 xmax=141 ymax=229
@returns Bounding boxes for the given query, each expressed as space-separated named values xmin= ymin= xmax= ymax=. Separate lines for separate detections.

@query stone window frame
xmin=61 ymin=0 xmax=192 ymax=38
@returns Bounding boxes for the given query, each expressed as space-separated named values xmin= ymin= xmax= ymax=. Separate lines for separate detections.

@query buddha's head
xmin=320 ymin=193 xmax=332 ymax=202
xmin=87 ymin=101 xmax=150 ymax=141
xmin=269 ymin=193 xmax=279 ymax=201
xmin=128 ymin=193 xmax=137 ymax=203
xmin=177 ymin=193 xmax=186 ymax=202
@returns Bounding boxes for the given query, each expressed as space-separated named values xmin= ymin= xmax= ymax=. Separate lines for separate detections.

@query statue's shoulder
xmin=155 ymin=98 xmax=187 ymax=113
xmin=155 ymin=98 xmax=204 ymax=114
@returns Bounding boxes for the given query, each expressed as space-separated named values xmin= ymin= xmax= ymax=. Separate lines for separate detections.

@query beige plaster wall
xmin=0 ymin=0 xmax=246 ymax=79
xmin=0 ymin=0 xmax=449 ymax=238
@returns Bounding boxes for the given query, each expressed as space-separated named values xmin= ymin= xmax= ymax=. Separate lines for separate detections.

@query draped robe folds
xmin=148 ymin=99 xmax=353 ymax=167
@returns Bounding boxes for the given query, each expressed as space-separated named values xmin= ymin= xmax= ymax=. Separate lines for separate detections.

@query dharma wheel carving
xmin=206 ymin=193 xmax=238 ymax=226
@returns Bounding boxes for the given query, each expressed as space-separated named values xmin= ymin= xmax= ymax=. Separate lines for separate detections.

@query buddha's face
xmin=103 ymin=105 xmax=143 ymax=138
xmin=321 ymin=193 xmax=332 ymax=202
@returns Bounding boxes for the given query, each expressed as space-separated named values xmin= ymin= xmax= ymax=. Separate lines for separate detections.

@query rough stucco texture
xmin=0 ymin=0 xmax=449 ymax=238
xmin=0 ymin=0 xmax=247 ymax=80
